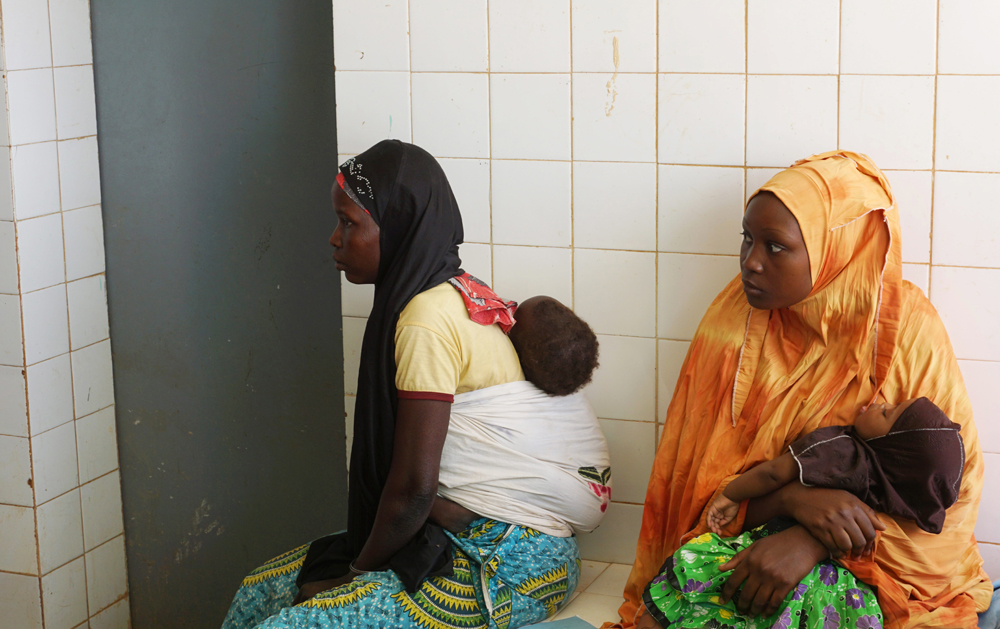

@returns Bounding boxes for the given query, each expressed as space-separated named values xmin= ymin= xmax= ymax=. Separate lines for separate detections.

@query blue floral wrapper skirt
xmin=221 ymin=519 xmax=580 ymax=629
xmin=643 ymin=524 xmax=882 ymax=629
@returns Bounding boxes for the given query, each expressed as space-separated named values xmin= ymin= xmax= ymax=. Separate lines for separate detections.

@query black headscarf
xmin=788 ymin=397 xmax=965 ymax=534
xmin=296 ymin=140 xmax=463 ymax=589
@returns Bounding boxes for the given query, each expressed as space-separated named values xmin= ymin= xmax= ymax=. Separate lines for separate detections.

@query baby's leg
xmin=634 ymin=605 xmax=663 ymax=629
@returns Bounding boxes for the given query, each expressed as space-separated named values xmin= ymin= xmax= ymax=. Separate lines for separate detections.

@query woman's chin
xmin=743 ymin=290 xmax=771 ymax=310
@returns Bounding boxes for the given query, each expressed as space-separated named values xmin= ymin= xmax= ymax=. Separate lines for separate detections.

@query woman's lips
xmin=742 ymin=278 xmax=764 ymax=295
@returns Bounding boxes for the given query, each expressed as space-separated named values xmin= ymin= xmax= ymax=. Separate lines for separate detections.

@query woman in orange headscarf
xmin=614 ymin=152 xmax=992 ymax=629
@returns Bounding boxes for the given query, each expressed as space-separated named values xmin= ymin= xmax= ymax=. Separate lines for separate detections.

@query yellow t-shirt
xmin=394 ymin=282 xmax=524 ymax=401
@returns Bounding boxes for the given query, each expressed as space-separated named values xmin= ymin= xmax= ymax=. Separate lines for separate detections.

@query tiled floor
xmin=545 ymin=561 xmax=631 ymax=625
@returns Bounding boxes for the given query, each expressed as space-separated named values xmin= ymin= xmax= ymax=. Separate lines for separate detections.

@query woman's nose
xmin=743 ymin=245 xmax=764 ymax=273
xmin=329 ymin=227 xmax=341 ymax=248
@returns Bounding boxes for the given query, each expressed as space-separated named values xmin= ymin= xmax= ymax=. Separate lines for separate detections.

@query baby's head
xmin=508 ymin=296 xmax=599 ymax=396
xmin=853 ymin=396 xmax=964 ymax=533
xmin=854 ymin=397 xmax=922 ymax=440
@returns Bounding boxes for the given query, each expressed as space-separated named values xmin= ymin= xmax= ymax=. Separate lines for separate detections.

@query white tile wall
xmin=488 ymin=0 xmax=570 ymax=73
xmin=439 ymin=159 xmax=491 ymax=243
xmin=659 ymin=0 xmax=744 ymax=73
xmin=6 ymin=69 xmax=56 ymax=146
xmin=886 ymin=170 xmax=932 ymax=265
xmin=41 ymin=557 xmax=88 ymax=629
xmin=331 ymin=0 xmax=409 ymax=71
xmin=0 ymin=365 xmax=28 ymax=437
xmin=85 ymin=536 xmax=127 ymax=613
xmin=747 ymin=0 xmax=840 ymax=74
xmin=0 ymin=503 xmax=38 ymax=574
xmin=0 ymin=572 xmax=43 ymax=629
xmin=491 ymin=245 xmax=573 ymax=306
xmin=658 ymin=74 xmax=745 ymax=166
xmin=54 ymin=66 xmax=98 ymax=139
xmin=840 ymin=0 xmax=937 ymax=75
xmin=26 ymin=354 xmax=74 ymax=435
xmin=490 ymin=74 xmax=571 ymax=161
xmin=17 ymin=213 xmax=65 ymax=292
xmin=334 ymin=0 xmax=1000 ymax=577
xmin=935 ymin=76 xmax=1000 ymax=172
xmin=411 ymin=73 xmax=489 ymax=159
xmin=36 ymin=488 xmax=83 ymax=574
xmin=574 ymin=250 xmax=656 ymax=337
xmin=81 ymin=471 xmax=124 ymax=551
xmin=0 ymin=435 xmax=33 ymax=506
xmin=0 ymin=3 xmax=129 ymax=624
xmin=334 ymin=72 xmax=411 ymax=154
xmin=574 ymin=161 xmax=656 ymax=251
xmin=32 ymin=421 xmax=79 ymax=504
xmin=0 ymin=222 xmax=18 ymax=293
xmin=490 ymin=160 xmax=571 ymax=247
xmin=658 ymin=166 xmax=744 ymax=255
xmin=938 ymin=0 xmax=1000 ymax=74
xmin=1 ymin=0 xmax=53 ymax=70
xmin=746 ymin=75 xmax=839 ymax=167
xmin=10 ymin=141 xmax=60 ymax=220
xmin=838 ymin=75 xmax=935 ymax=170
xmin=585 ymin=335 xmax=656 ymax=423
xmin=49 ymin=0 xmax=94 ymax=67
xmin=932 ymin=172 xmax=1000 ymax=268
xmin=409 ymin=0 xmax=488 ymax=72
xmin=22 ymin=285 xmax=69 ymax=365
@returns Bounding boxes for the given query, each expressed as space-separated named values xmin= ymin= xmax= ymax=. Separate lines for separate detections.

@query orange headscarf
xmin=614 ymin=152 xmax=991 ymax=629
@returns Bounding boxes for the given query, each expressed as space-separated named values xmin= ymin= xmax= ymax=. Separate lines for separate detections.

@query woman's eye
xmin=768 ymin=243 xmax=783 ymax=253
xmin=740 ymin=231 xmax=751 ymax=243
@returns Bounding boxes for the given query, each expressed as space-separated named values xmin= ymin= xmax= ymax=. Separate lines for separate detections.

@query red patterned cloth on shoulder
xmin=447 ymin=272 xmax=517 ymax=333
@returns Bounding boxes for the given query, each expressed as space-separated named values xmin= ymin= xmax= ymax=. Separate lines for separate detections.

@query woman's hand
xmin=781 ymin=483 xmax=885 ymax=559
xmin=720 ymin=525 xmax=827 ymax=617
xmin=292 ymin=574 xmax=353 ymax=605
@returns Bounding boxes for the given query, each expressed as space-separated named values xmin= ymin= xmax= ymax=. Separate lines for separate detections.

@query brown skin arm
xmin=723 ymin=453 xmax=798 ymax=502
xmin=295 ymin=398 xmax=455 ymax=603
xmin=743 ymin=481 xmax=885 ymax=559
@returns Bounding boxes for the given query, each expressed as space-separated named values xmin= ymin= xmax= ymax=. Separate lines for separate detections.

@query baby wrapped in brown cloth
xmin=783 ymin=396 xmax=964 ymax=535
xmin=706 ymin=396 xmax=965 ymax=538
xmin=639 ymin=397 xmax=965 ymax=629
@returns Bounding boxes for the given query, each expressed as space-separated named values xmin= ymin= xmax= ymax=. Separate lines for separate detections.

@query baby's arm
xmin=706 ymin=453 xmax=799 ymax=534
xmin=724 ymin=452 xmax=799 ymax=502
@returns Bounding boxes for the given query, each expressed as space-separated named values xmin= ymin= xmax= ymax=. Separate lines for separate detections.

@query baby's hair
xmin=516 ymin=299 xmax=599 ymax=396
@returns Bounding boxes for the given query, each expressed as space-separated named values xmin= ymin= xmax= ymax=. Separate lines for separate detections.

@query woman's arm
xmin=744 ymin=481 xmax=884 ymax=558
xmin=295 ymin=398 xmax=453 ymax=603
xmin=352 ymin=398 xmax=452 ymax=570
xmin=724 ymin=453 xmax=798 ymax=502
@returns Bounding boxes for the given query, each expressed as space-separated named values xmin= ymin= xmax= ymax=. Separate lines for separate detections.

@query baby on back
xmin=507 ymin=296 xmax=600 ymax=397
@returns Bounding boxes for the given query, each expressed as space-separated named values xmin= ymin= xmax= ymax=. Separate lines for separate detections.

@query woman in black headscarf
xmin=220 ymin=141 xmax=610 ymax=629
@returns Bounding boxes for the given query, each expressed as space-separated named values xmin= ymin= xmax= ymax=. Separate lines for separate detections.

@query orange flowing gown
xmin=614 ymin=152 xmax=992 ymax=629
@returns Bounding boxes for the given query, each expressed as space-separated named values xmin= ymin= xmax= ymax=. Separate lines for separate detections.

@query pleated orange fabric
xmin=613 ymin=152 xmax=992 ymax=629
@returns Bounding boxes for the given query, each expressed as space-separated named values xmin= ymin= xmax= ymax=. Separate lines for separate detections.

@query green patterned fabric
xmin=643 ymin=524 xmax=882 ymax=629
xmin=221 ymin=518 xmax=579 ymax=629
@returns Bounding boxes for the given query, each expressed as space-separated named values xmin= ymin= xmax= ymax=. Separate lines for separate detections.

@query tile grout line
xmin=836 ymin=0 xmax=843 ymax=152
xmin=927 ymin=0 xmax=941 ymax=301
xmin=486 ymin=0 xmax=493 ymax=290
xmin=568 ymin=0 xmax=574 ymax=313
xmin=653 ymin=0 xmax=661 ymax=436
